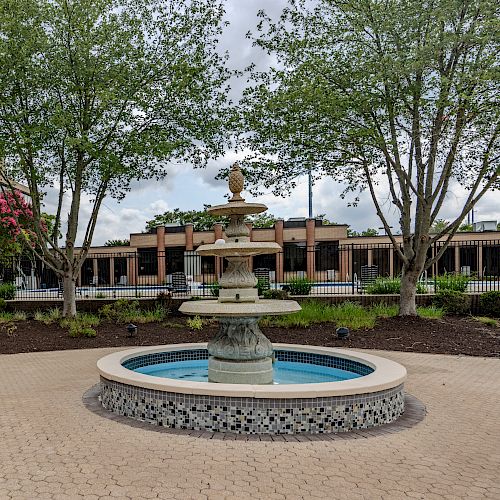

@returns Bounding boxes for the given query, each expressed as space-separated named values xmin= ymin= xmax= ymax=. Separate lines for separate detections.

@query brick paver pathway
xmin=0 ymin=348 xmax=498 ymax=499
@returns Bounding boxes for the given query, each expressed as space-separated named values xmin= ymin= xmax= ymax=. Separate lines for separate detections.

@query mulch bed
xmin=0 ymin=316 xmax=498 ymax=357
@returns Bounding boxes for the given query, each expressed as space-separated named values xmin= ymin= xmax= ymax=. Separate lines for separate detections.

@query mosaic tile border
xmin=99 ymin=376 xmax=404 ymax=434
xmin=122 ymin=348 xmax=374 ymax=377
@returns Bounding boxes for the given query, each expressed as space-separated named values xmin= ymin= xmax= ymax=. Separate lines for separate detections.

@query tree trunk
xmin=62 ymin=273 xmax=77 ymax=317
xmin=399 ymin=267 xmax=420 ymax=316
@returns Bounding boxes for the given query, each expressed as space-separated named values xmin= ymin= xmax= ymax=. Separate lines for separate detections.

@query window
xmin=138 ymin=248 xmax=158 ymax=276
xmin=284 ymin=243 xmax=306 ymax=272
xmin=253 ymin=253 xmax=277 ymax=271
xmin=166 ymin=247 xmax=185 ymax=274
xmin=315 ymin=242 xmax=339 ymax=271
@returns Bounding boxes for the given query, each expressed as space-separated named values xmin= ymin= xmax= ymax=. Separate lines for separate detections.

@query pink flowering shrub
xmin=0 ymin=190 xmax=37 ymax=256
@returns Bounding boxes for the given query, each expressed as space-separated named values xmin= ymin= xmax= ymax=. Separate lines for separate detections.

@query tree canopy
xmin=145 ymin=207 xmax=279 ymax=232
xmin=0 ymin=0 xmax=230 ymax=314
xmin=240 ymin=0 xmax=499 ymax=314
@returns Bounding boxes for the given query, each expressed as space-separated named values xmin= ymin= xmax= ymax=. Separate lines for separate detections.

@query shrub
xmin=99 ymin=299 xmax=139 ymax=322
xmin=208 ymin=281 xmax=220 ymax=297
xmin=0 ymin=283 xmax=15 ymax=300
xmin=479 ymin=291 xmax=500 ymax=318
xmin=366 ymin=277 xmax=426 ymax=294
xmin=68 ymin=323 xmax=97 ymax=338
xmin=186 ymin=315 xmax=203 ymax=330
xmin=95 ymin=292 xmax=107 ymax=299
xmin=34 ymin=308 xmax=62 ymax=325
xmin=435 ymin=273 xmax=469 ymax=292
xmin=262 ymin=289 xmax=289 ymax=300
xmin=0 ymin=298 xmax=6 ymax=311
xmin=285 ymin=277 xmax=313 ymax=295
xmin=256 ymin=278 xmax=269 ymax=296
xmin=433 ymin=290 xmax=471 ymax=315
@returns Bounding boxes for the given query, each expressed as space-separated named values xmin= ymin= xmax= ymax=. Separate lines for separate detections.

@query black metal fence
xmin=1 ymin=239 xmax=499 ymax=300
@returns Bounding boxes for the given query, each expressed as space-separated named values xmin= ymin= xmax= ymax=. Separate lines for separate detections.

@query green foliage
xmin=262 ymin=289 xmax=289 ymax=300
xmin=0 ymin=311 xmax=26 ymax=323
xmin=473 ymin=316 xmax=498 ymax=327
xmin=0 ymin=0 xmax=230 ymax=317
xmin=261 ymin=300 xmax=378 ymax=329
xmin=34 ymin=308 xmax=62 ymax=325
xmin=99 ymin=299 xmax=140 ymax=322
xmin=366 ymin=277 xmax=426 ymax=295
xmin=479 ymin=291 xmax=500 ymax=317
xmin=186 ymin=315 xmax=203 ymax=330
xmin=417 ymin=306 xmax=444 ymax=319
xmin=239 ymin=0 xmax=498 ymax=314
xmin=435 ymin=273 xmax=470 ymax=293
xmin=0 ymin=283 xmax=15 ymax=300
xmin=348 ymin=228 xmax=379 ymax=237
xmin=95 ymin=292 xmax=107 ymax=299
xmin=256 ymin=278 xmax=269 ymax=296
xmin=285 ymin=278 xmax=313 ymax=295
xmin=145 ymin=207 xmax=279 ymax=232
xmin=433 ymin=291 xmax=471 ymax=315
xmin=99 ymin=299 xmax=167 ymax=324
xmin=208 ymin=282 xmax=220 ymax=297
xmin=104 ymin=239 xmax=130 ymax=247
xmin=0 ymin=298 xmax=6 ymax=311
xmin=369 ymin=303 xmax=399 ymax=319
xmin=67 ymin=323 xmax=97 ymax=338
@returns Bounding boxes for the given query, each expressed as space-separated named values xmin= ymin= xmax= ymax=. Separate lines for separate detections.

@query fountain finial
xmin=228 ymin=162 xmax=244 ymax=202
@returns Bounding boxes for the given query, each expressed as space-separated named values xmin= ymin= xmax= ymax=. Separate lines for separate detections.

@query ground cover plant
xmin=433 ymin=290 xmax=471 ymax=315
xmin=434 ymin=273 xmax=470 ymax=292
xmin=0 ymin=283 xmax=15 ymax=300
xmin=366 ymin=277 xmax=426 ymax=295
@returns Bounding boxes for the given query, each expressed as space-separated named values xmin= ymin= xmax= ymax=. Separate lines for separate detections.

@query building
xmin=74 ymin=218 xmax=499 ymax=287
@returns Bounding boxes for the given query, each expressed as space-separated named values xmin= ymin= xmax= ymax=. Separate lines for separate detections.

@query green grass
xmin=473 ymin=316 xmax=498 ymax=327
xmin=59 ymin=313 xmax=100 ymax=329
xmin=34 ymin=308 xmax=62 ymax=324
xmin=0 ymin=311 xmax=27 ymax=323
xmin=260 ymin=300 xmax=446 ymax=330
xmin=260 ymin=300 xmax=398 ymax=330
xmin=417 ymin=306 xmax=444 ymax=319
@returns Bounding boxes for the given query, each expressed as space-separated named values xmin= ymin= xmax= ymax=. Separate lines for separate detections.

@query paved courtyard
xmin=0 ymin=347 xmax=498 ymax=500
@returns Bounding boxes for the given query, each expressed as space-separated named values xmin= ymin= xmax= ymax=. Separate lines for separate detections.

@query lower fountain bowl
xmin=97 ymin=343 xmax=407 ymax=435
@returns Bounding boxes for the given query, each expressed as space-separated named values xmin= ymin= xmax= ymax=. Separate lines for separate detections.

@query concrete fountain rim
xmin=97 ymin=343 xmax=406 ymax=399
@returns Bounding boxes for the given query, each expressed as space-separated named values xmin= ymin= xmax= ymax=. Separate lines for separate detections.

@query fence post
xmin=351 ymin=244 xmax=355 ymax=294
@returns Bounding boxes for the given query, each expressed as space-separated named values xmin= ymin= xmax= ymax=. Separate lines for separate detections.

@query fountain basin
xmin=97 ymin=344 xmax=406 ymax=434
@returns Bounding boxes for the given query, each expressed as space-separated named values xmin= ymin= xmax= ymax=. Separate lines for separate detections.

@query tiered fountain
xmin=178 ymin=163 xmax=300 ymax=384
xmin=97 ymin=163 xmax=407 ymax=434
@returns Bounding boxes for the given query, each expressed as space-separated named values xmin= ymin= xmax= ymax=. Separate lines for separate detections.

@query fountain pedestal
xmin=179 ymin=163 xmax=301 ymax=384
xmin=207 ymin=316 xmax=273 ymax=383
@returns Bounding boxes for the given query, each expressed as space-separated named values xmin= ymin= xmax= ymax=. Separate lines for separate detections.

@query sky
xmin=41 ymin=0 xmax=500 ymax=246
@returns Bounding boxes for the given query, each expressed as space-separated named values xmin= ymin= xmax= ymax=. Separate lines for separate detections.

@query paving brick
xmin=0 ymin=348 xmax=499 ymax=499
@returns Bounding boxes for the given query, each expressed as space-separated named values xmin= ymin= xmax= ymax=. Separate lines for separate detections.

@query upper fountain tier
xmin=196 ymin=163 xmax=281 ymax=258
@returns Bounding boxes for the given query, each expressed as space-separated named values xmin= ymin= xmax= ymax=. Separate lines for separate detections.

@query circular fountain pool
xmin=97 ymin=343 xmax=406 ymax=434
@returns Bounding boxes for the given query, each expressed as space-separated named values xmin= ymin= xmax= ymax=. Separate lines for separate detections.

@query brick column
xmin=367 ymin=248 xmax=373 ymax=266
xmin=157 ymin=226 xmax=165 ymax=284
xmin=306 ymin=218 xmax=316 ymax=280
xmin=128 ymin=255 xmax=136 ymax=285
xmin=478 ymin=244 xmax=483 ymax=278
xmin=275 ymin=219 xmax=284 ymax=282
xmin=185 ymin=223 xmax=194 ymax=251
xmin=213 ymin=223 xmax=223 ymax=278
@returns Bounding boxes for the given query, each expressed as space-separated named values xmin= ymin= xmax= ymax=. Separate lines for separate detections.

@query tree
xmin=0 ymin=0 xmax=229 ymax=315
xmin=145 ymin=207 xmax=279 ymax=231
xmin=240 ymin=0 xmax=499 ymax=315
xmin=104 ymin=239 xmax=130 ymax=247
xmin=430 ymin=219 xmax=450 ymax=233
xmin=348 ymin=228 xmax=379 ymax=237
